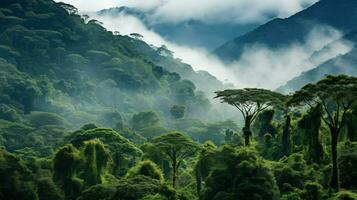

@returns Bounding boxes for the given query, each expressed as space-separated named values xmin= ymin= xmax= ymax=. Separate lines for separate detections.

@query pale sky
xmin=55 ymin=0 xmax=318 ymax=24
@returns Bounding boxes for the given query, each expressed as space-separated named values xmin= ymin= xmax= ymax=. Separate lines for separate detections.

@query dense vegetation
xmin=1 ymin=0 xmax=357 ymax=200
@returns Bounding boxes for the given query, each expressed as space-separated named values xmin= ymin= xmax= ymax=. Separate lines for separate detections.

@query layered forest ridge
xmin=1 ymin=0 xmax=357 ymax=200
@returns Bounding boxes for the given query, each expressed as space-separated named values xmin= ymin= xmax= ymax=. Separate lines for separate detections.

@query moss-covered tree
xmin=82 ymin=139 xmax=111 ymax=186
xmin=288 ymin=75 xmax=357 ymax=190
xmin=53 ymin=144 xmax=82 ymax=199
xmin=126 ymin=160 xmax=164 ymax=181
xmin=298 ymin=104 xmax=324 ymax=163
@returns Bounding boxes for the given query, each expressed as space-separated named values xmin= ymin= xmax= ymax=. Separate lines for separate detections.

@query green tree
xmin=254 ymin=109 xmax=276 ymax=137
xmin=282 ymin=113 xmax=292 ymax=156
xmin=150 ymin=132 xmax=198 ymax=188
xmin=53 ymin=144 xmax=82 ymax=199
xmin=298 ymin=104 xmax=324 ymax=163
xmin=345 ymin=110 xmax=357 ymax=142
xmin=201 ymin=146 xmax=280 ymax=200
xmin=76 ymin=184 xmax=116 ymax=200
xmin=130 ymin=33 xmax=144 ymax=40
xmin=132 ymin=111 xmax=160 ymax=130
xmin=126 ymin=160 xmax=164 ymax=181
xmin=215 ymin=88 xmax=286 ymax=146
xmin=27 ymin=111 xmax=65 ymax=127
xmin=338 ymin=141 xmax=357 ymax=190
xmin=194 ymin=141 xmax=217 ymax=195
xmin=302 ymin=182 xmax=324 ymax=200
xmin=0 ymin=149 xmax=38 ymax=200
xmin=112 ymin=176 xmax=176 ymax=200
xmin=170 ymin=105 xmax=185 ymax=119
xmin=288 ymin=75 xmax=357 ymax=190
xmin=69 ymin=127 xmax=142 ymax=176
xmin=82 ymin=139 xmax=111 ymax=186
xmin=37 ymin=177 xmax=64 ymax=200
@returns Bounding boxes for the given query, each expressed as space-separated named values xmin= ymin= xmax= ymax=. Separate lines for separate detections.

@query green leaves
xmin=215 ymin=88 xmax=287 ymax=119
xmin=288 ymin=75 xmax=357 ymax=107
xmin=150 ymin=131 xmax=198 ymax=187
xmin=201 ymin=147 xmax=280 ymax=200
xmin=215 ymin=88 xmax=286 ymax=107
xmin=215 ymin=88 xmax=287 ymax=145
xmin=151 ymin=132 xmax=198 ymax=157
xmin=82 ymin=139 xmax=111 ymax=186
xmin=126 ymin=160 xmax=164 ymax=181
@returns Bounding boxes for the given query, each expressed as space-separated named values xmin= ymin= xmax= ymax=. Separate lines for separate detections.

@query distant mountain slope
xmin=214 ymin=0 xmax=357 ymax=62
xmin=98 ymin=7 xmax=258 ymax=50
xmin=279 ymin=30 xmax=357 ymax=92
xmin=278 ymin=49 xmax=357 ymax=92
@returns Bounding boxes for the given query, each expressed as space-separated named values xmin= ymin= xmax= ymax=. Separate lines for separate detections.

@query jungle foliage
xmin=0 ymin=0 xmax=357 ymax=200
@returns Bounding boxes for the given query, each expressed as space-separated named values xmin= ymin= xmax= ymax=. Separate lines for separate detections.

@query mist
xmin=229 ymin=26 xmax=353 ymax=89
xmin=90 ymin=12 xmax=240 ymax=85
xmin=56 ymin=0 xmax=318 ymax=24
xmin=89 ymin=12 xmax=353 ymax=90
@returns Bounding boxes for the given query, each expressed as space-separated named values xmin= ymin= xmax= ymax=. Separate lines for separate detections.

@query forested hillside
xmin=0 ymin=0 xmax=233 ymax=124
xmin=1 ymin=0 xmax=357 ymax=200
xmin=214 ymin=0 xmax=357 ymax=62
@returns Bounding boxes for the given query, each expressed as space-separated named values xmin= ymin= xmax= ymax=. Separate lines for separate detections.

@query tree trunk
xmin=346 ymin=113 xmax=357 ymax=142
xmin=243 ymin=117 xmax=253 ymax=146
xmin=330 ymin=129 xmax=339 ymax=190
xmin=243 ymin=127 xmax=251 ymax=146
xmin=195 ymin=169 xmax=201 ymax=195
xmin=282 ymin=115 xmax=291 ymax=156
xmin=172 ymin=153 xmax=177 ymax=188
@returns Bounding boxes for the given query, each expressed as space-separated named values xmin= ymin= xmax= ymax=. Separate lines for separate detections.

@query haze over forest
xmin=1 ymin=0 xmax=357 ymax=200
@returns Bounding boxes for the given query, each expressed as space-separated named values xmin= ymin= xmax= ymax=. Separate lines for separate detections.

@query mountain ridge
xmin=98 ymin=6 xmax=258 ymax=50
xmin=214 ymin=0 xmax=357 ymax=62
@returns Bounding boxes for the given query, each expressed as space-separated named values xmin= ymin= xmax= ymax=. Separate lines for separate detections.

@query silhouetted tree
xmin=170 ymin=105 xmax=185 ymax=119
xmin=282 ymin=114 xmax=292 ymax=156
xmin=130 ymin=33 xmax=144 ymax=40
xmin=298 ymin=104 xmax=324 ymax=163
xmin=288 ymin=75 xmax=357 ymax=190
xmin=254 ymin=109 xmax=276 ymax=137
xmin=215 ymin=88 xmax=286 ymax=146
xmin=345 ymin=110 xmax=357 ymax=142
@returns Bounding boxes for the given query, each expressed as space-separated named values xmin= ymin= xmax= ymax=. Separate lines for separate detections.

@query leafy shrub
xmin=77 ymin=184 xmax=116 ymax=200
xmin=132 ymin=111 xmax=160 ymax=130
xmin=27 ymin=112 xmax=65 ymax=127
xmin=330 ymin=191 xmax=357 ymax=200
xmin=338 ymin=142 xmax=357 ymax=190
xmin=201 ymin=146 xmax=280 ymax=200
xmin=0 ymin=149 xmax=38 ymax=200
xmin=112 ymin=176 xmax=176 ymax=200
xmin=126 ymin=160 xmax=164 ymax=181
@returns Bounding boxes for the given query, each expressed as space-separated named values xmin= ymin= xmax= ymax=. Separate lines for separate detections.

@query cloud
xmin=228 ymin=26 xmax=353 ymax=89
xmin=90 ymin=12 xmax=240 ymax=85
xmin=90 ymin=13 xmax=353 ymax=90
xmin=56 ymin=0 xmax=318 ymax=24
xmin=145 ymin=0 xmax=319 ymax=24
